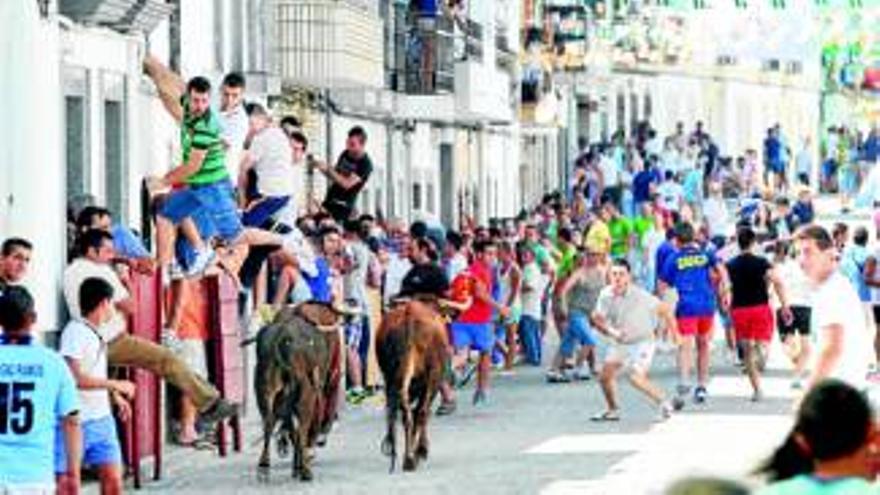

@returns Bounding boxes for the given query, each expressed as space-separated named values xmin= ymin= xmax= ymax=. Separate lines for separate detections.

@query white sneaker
xmin=656 ymin=401 xmax=673 ymax=422
xmin=185 ymin=249 xmax=216 ymax=278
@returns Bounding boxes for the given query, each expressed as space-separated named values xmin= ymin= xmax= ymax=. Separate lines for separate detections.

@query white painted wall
xmin=1 ymin=1 xmax=64 ymax=333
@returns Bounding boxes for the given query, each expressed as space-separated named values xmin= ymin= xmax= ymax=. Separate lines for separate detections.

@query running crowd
xmin=1 ymin=53 xmax=880 ymax=494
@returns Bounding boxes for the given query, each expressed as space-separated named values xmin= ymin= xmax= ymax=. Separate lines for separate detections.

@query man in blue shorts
xmin=0 ymin=287 xmax=81 ymax=494
xmin=451 ymin=241 xmax=510 ymax=406
xmin=57 ymin=278 xmax=136 ymax=494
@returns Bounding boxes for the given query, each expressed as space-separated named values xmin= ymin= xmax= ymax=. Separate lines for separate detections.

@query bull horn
xmin=330 ymin=300 xmax=361 ymax=317
xmin=314 ymin=323 xmax=340 ymax=333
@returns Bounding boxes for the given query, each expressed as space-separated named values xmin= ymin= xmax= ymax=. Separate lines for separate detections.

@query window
xmin=426 ymin=183 xmax=435 ymax=214
xmin=374 ymin=187 xmax=383 ymax=216
xmin=64 ymin=67 xmax=89 ymax=208
xmin=412 ymin=182 xmax=422 ymax=210
xmin=103 ymin=73 xmax=127 ymax=223
xmin=65 ymin=96 xmax=88 ymax=201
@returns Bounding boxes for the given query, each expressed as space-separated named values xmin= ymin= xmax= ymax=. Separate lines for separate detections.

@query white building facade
xmin=1 ymin=0 xmax=524 ymax=333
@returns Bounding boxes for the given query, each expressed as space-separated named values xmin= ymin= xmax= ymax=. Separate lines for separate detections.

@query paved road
xmin=121 ymin=337 xmax=797 ymax=495
xmin=101 ymin=195 xmax=871 ymax=494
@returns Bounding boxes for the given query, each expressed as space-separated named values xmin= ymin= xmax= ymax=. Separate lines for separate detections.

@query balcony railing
xmin=275 ymin=0 xmax=384 ymax=89
xmin=388 ymin=12 xmax=456 ymax=95
xmin=59 ymin=0 xmax=173 ymax=32
xmin=387 ymin=9 xmax=485 ymax=95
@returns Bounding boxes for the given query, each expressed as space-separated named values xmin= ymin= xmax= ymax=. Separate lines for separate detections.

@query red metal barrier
xmin=204 ymin=274 xmax=244 ymax=456
xmin=123 ymin=270 xmax=163 ymax=489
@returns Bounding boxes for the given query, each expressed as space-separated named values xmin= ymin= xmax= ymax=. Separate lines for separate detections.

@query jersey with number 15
xmin=0 ymin=343 xmax=79 ymax=486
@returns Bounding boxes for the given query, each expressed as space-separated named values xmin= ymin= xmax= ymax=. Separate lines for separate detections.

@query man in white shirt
xmin=219 ymin=72 xmax=249 ymax=180
xmin=65 ymin=229 xmax=237 ymax=430
xmin=702 ymin=181 xmax=730 ymax=246
xmin=56 ymin=277 xmax=132 ymax=493
xmin=238 ymin=102 xmax=298 ymax=229
xmin=590 ymin=258 xmax=677 ymax=422
xmin=795 ymin=137 xmax=813 ymax=186
xmin=796 ymin=225 xmax=873 ymax=389
xmin=656 ymin=170 xmax=684 ymax=213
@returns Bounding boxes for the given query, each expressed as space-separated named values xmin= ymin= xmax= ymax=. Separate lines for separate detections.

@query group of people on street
xmin=3 ymin=50 xmax=880 ymax=494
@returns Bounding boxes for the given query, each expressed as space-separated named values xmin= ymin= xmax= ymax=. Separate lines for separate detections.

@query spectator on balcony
xmin=0 ymin=237 xmax=32 ymax=295
xmin=0 ymin=286 xmax=81 ymax=495
xmin=219 ymin=72 xmax=248 ymax=181
xmin=64 ymin=229 xmax=237 ymax=434
xmin=317 ymin=126 xmax=374 ymax=223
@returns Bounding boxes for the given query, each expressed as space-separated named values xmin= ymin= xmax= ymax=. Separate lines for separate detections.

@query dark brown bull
xmin=245 ymin=302 xmax=349 ymax=481
xmin=377 ymin=299 xmax=449 ymax=472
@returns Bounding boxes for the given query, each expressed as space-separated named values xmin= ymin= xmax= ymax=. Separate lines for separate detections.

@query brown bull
xmin=377 ymin=299 xmax=449 ymax=472
xmin=246 ymin=302 xmax=349 ymax=481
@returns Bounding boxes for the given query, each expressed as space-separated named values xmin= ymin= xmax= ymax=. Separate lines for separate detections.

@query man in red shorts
xmin=659 ymin=222 xmax=729 ymax=409
xmin=726 ymin=226 xmax=792 ymax=402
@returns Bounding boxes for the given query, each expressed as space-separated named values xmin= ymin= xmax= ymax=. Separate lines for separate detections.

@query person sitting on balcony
xmin=64 ymin=229 xmax=237 ymax=433
xmin=317 ymin=126 xmax=374 ymax=223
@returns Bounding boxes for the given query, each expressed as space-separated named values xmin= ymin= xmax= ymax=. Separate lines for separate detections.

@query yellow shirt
xmin=584 ymin=220 xmax=611 ymax=255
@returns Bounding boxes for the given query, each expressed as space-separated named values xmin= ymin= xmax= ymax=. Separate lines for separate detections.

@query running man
xmin=796 ymin=225 xmax=873 ymax=389
xmin=725 ymin=226 xmax=792 ymax=402
xmin=450 ymin=240 xmax=510 ymax=406
xmin=659 ymin=222 xmax=729 ymax=408
xmin=590 ymin=259 xmax=677 ymax=422
xmin=0 ymin=287 xmax=81 ymax=495
xmin=547 ymin=248 xmax=606 ymax=382
xmin=771 ymin=241 xmax=812 ymax=389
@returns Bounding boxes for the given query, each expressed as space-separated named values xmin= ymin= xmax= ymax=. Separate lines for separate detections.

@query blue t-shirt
xmin=112 ymin=224 xmax=149 ymax=259
xmin=0 ymin=341 xmax=79 ymax=485
xmin=654 ymin=241 xmax=676 ymax=283
xmin=660 ymin=245 xmax=719 ymax=317
xmin=840 ymin=245 xmax=871 ymax=302
xmin=633 ymin=169 xmax=659 ymax=203
xmin=683 ymin=169 xmax=702 ymax=203
xmin=302 ymin=257 xmax=332 ymax=303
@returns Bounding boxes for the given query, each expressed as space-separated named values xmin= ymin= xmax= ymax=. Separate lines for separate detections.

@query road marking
xmin=531 ymin=414 xmax=791 ymax=494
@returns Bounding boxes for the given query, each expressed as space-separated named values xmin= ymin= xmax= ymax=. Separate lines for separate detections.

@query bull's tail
xmin=379 ymin=302 xmax=417 ymax=474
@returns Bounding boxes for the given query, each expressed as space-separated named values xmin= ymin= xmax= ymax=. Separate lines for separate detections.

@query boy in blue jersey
xmin=57 ymin=278 xmax=135 ymax=494
xmin=658 ymin=222 xmax=730 ymax=409
xmin=0 ymin=287 xmax=81 ymax=494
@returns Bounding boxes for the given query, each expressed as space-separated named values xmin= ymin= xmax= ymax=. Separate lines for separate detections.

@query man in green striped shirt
xmin=143 ymin=56 xmax=293 ymax=278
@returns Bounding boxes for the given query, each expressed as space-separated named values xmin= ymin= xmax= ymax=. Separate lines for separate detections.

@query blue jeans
xmin=560 ymin=310 xmax=597 ymax=358
xmin=518 ymin=315 xmax=542 ymax=366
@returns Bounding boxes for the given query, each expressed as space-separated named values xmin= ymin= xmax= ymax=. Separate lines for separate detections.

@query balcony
xmin=58 ymin=0 xmax=173 ymax=33
xmin=387 ymin=8 xmax=487 ymax=96
xmin=275 ymin=0 xmax=384 ymax=89
xmin=388 ymin=13 xmax=456 ymax=95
